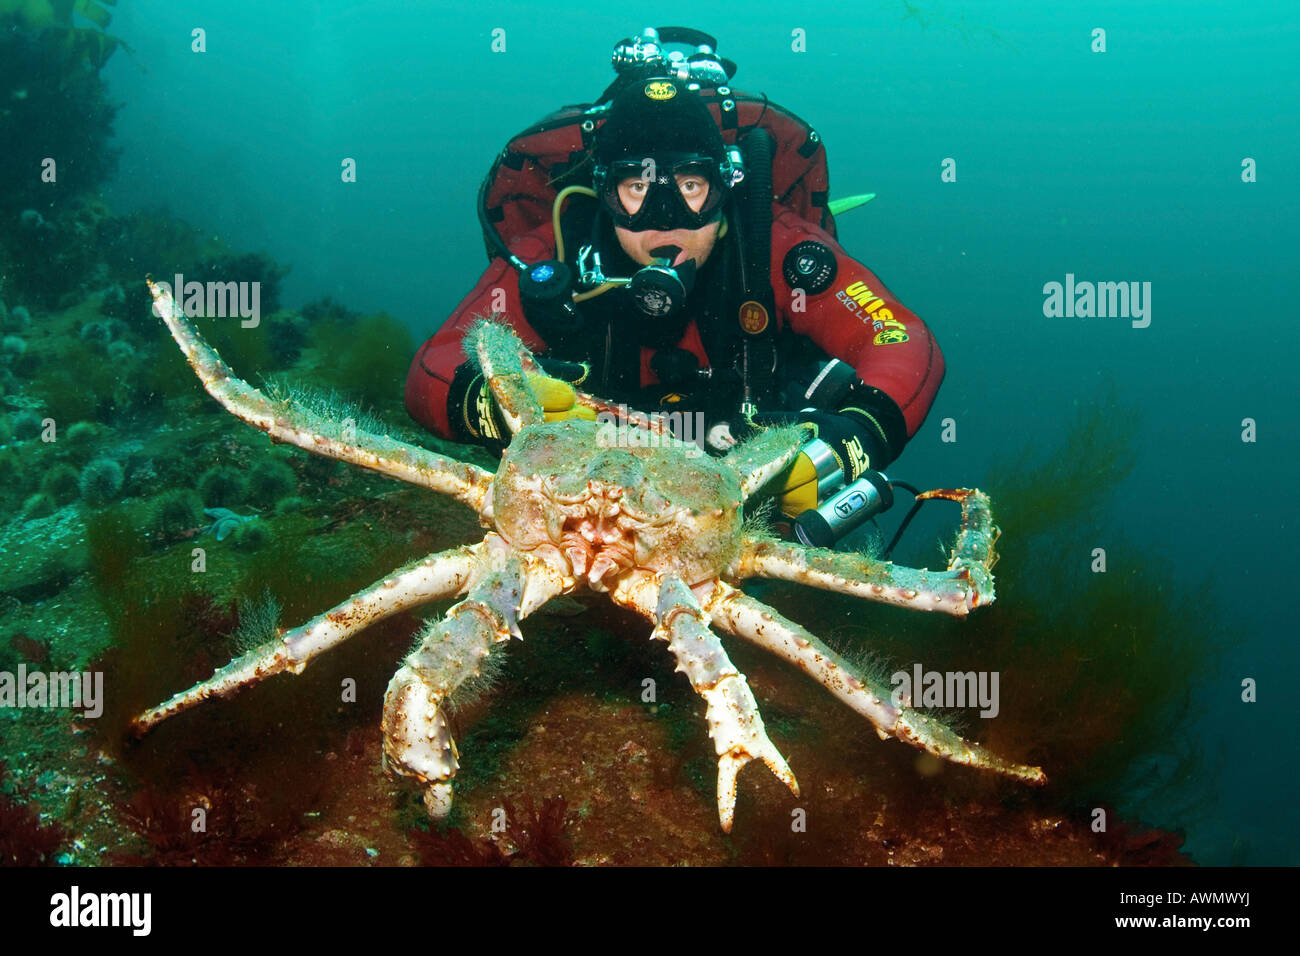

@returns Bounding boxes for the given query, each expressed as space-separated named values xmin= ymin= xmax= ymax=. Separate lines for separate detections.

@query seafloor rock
xmin=0 ymin=507 xmax=89 ymax=600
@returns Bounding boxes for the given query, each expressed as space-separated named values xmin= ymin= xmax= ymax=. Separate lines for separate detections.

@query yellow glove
xmin=525 ymin=372 xmax=597 ymax=423
xmin=778 ymin=452 xmax=819 ymax=518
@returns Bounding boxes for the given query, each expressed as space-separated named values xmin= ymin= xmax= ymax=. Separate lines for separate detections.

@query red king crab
xmin=133 ymin=279 xmax=1045 ymax=832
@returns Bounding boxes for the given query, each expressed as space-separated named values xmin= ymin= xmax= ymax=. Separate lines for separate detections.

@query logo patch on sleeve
xmin=782 ymin=240 xmax=837 ymax=295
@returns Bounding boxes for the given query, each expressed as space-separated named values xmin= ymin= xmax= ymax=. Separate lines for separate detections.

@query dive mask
xmin=594 ymin=151 xmax=733 ymax=232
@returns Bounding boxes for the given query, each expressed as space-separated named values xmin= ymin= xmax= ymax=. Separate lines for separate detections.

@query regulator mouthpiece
xmin=628 ymin=246 xmax=696 ymax=318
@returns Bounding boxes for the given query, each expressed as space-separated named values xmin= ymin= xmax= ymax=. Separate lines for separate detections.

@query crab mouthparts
xmin=559 ymin=483 xmax=638 ymax=591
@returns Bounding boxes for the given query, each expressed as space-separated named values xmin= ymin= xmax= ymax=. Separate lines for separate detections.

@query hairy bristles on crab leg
xmin=708 ymin=583 xmax=1047 ymax=786
xmin=130 ymin=545 xmax=485 ymax=736
xmin=469 ymin=313 xmax=731 ymax=441
xmin=731 ymin=488 xmax=1000 ymax=616
xmin=145 ymin=278 xmax=494 ymax=517
xmin=726 ymin=424 xmax=811 ymax=499
xmin=465 ymin=317 xmax=544 ymax=434
xmin=383 ymin=548 xmax=566 ymax=817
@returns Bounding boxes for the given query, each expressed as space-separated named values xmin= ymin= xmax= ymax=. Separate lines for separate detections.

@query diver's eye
xmin=616 ymin=178 xmax=648 ymax=213
xmin=675 ymin=174 xmax=710 ymax=212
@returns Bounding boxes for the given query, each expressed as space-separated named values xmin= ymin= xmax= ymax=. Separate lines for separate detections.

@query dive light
xmin=792 ymin=437 xmax=895 ymax=548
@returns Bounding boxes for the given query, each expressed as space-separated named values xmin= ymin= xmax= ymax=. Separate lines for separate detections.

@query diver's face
xmin=615 ymin=221 xmax=721 ymax=268
xmin=612 ymin=168 xmax=721 ymax=267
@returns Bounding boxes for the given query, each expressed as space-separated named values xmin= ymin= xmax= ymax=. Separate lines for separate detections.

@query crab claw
xmin=718 ymin=753 xmax=799 ymax=833
xmin=710 ymin=681 xmax=801 ymax=832
xmin=423 ymin=781 xmax=455 ymax=819
xmin=652 ymin=575 xmax=800 ymax=832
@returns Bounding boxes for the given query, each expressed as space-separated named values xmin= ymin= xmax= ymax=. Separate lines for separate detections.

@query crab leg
xmin=727 ymin=425 xmax=809 ymax=500
xmin=130 ymin=544 xmax=484 ymax=736
xmin=708 ymin=583 xmax=1046 ymax=786
xmin=730 ymin=489 xmax=1000 ymax=615
xmin=147 ymin=279 xmax=494 ymax=517
xmin=498 ymin=332 xmax=676 ymax=439
xmin=617 ymin=573 xmax=799 ymax=832
xmin=465 ymin=318 xmax=544 ymax=434
xmin=383 ymin=551 xmax=566 ymax=818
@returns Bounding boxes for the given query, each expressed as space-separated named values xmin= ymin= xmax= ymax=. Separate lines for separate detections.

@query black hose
xmin=477 ymin=165 xmax=521 ymax=269
xmin=882 ymin=480 xmax=925 ymax=560
xmin=739 ymin=128 xmax=773 ymax=286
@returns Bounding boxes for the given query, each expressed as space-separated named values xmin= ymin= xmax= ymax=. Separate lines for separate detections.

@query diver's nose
xmin=641 ymin=189 xmax=679 ymax=231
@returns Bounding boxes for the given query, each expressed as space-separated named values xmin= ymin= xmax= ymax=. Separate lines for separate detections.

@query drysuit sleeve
xmin=771 ymin=207 xmax=945 ymax=465
xmin=404 ymin=229 xmax=554 ymax=441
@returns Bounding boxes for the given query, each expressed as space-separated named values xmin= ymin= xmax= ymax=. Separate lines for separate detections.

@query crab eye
xmin=643 ymin=488 xmax=671 ymax=516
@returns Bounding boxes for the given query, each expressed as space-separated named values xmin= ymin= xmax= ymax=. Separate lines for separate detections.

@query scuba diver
xmin=405 ymin=28 xmax=944 ymax=549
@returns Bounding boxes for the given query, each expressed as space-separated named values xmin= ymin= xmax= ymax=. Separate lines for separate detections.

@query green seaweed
xmin=202 ymin=317 xmax=275 ymax=384
xmin=876 ymin=397 xmax=1220 ymax=826
xmin=976 ymin=401 xmax=1222 ymax=818
xmin=307 ymin=310 xmax=414 ymax=410
xmin=29 ymin=336 xmax=134 ymax=424
xmin=776 ymin=393 xmax=1221 ymax=842
xmin=0 ymin=5 xmax=124 ymax=303
xmin=895 ymin=1 xmax=1018 ymax=50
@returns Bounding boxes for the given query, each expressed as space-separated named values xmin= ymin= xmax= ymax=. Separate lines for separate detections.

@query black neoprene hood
xmin=594 ymin=77 xmax=726 ymax=165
